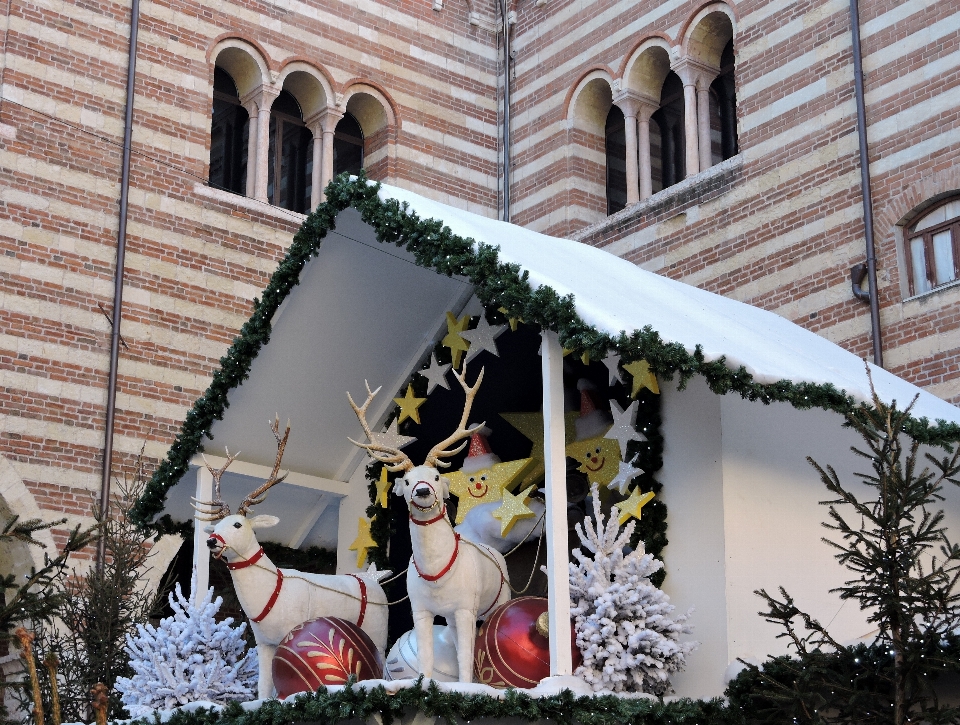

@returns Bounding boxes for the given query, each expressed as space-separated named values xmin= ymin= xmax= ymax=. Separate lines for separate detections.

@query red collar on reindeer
xmin=224 ymin=544 xmax=266 ymax=570
xmin=250 ymin=568 xmax=284 ymax=623
xmin=413 ymin=533 xmax=461 ymax=581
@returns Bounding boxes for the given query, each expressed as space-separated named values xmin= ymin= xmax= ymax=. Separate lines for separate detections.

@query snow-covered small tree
xmin=116 ymin=578 xmax=258 ymax=716
xmin=569 ymin=483 xmax=697 ymax=695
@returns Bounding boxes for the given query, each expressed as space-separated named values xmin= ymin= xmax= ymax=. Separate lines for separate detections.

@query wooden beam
xmin=189 ymin=454 xmax=350 ymax=496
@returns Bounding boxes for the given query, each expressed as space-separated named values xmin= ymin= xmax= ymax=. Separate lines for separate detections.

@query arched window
xmin=209 ymin=67 xmax=249 ymax=195
xmin=605 ymin=105 xmax=627 ymax=215
xmin=710 ymin=40 xmax=738 ymax=162
xmin=333 ymin=112 xmax=364 ymax=177
xmin=267 ymin=90 xmax=313 ymax=213
xmin=652 ymin=71 xmax=685 ymax=190
xmin=905 ymin=198 xmax=960 ymax=296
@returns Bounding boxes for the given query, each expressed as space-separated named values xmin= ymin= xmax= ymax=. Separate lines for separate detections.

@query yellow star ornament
xmin=614 ymin=487 xmax=655 ymax=526
xmin=491 ymin=485 xmax=537 ymax=536
xmin=565 ymin=435 xmax=623 ymax=488
xmin=447 ymin=458 xmax=533 ymax=524
xmin=623 ymin=359 xmax=660 ymax=397
xmin=497 ymin=307 xmax=523 ymax=332
xmin=349 ymin=517 xmax=377 ymax=568
xmin=375 ymin=467 xmax=391 ymax=508
xmin=393 ymin=384 xmax=426 ymax=424
xmin=501 ymin=411 xmax=579 ymax=488
xmin=442 ymin=312 xmax=471 ymax=369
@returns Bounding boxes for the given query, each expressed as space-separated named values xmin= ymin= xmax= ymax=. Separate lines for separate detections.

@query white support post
xmin=541 ymin=329 xmax=573 ymax=677
xmin=192 ymin=465 xmax=212 ymax=607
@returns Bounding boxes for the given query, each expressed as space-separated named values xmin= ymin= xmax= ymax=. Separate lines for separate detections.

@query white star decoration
xmin=461 ymin=315 xmax=507 ymax=364
xmin=605 ymin=399 xmax=645 ymax=457
xmin=369 ymin=419 xmax=417 ymax=451
xmin=602 ymin=352 xmax=624 ymax=386
xmin=417 ymin=352 xmax=451 ymax=394
xmin=607 ymin=454 xmax=644 ymax=495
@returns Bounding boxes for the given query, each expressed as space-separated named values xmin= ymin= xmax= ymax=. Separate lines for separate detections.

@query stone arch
xmin=567 ymin=69 xmax=614 ymax=134
xmin=681 ymin=3 xmax=736 ymax=69
xmin=0 ymin=455 xmax=53 ymax=569
xmin=210 ymin=38 xmax=270 ymax=99
xmin=622 ymin=37 xmax=673 ymax=101
xmin=277 ymin=61 xmax=334 ymax=121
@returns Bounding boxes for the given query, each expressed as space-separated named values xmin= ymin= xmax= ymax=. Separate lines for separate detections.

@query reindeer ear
xmin=249 ymin=514 xmax=279 ymax=529
xmin=392 ymin=477 xmax=406 ymax=496
xmin=439 ymin=476 xmax=451 ymax=500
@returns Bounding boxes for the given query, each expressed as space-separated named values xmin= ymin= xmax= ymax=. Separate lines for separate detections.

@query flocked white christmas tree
xmin=569 ymin=483 xmax=697 ymax=695
xmin=116 ymin=576 xmax=258 ymax=716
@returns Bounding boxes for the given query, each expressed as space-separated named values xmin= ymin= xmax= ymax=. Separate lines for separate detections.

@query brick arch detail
xmin=0 ymin=454 xmax=53 ymax=568
xmin=877 ymin=167 xmax=960 ymax=230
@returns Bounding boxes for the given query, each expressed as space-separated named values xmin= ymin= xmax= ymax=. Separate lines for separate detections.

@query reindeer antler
xmin=347 ymin=382 xmax=415 ymax=472
xmin=191 ymin=449 xmax=237 ymax=521
xmin=425 ymin=366 xmax=485 ymax=469
xmin=236 ymin=415 xmax=291 ymax=516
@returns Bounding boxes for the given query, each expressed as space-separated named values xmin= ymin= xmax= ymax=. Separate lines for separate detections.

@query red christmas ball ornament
xmin=473 ymin=596 xmax=581 ymax=688
xmin=272 ymin=617 xmax=384 ymax=698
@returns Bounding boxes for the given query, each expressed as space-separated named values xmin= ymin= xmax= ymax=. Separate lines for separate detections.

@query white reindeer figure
xmin=193 ymin=418 xmax=390 ymax=699
xmin=348 ymin=368 xmax=510 ymax=683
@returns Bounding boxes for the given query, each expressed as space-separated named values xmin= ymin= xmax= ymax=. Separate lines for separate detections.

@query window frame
xmin=904 ymin=200 xmax=960 ymax=297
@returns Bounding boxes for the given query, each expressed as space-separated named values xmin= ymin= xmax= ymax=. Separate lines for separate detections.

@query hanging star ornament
xmin=605 ymin=399 xmax=645 ymax=457
xmin=447 ymin=458 xmax=533 ymax=524
xmin=369 ymin=419 xmax=417 ymax=450
xmin=393 ymin=384 xmax=427 ymax=424
xmin=606 ymin=455 xmax=644 ymax=495
xmin=623 ymin=359 xmax=660 ymax=397
xmin=417 ymin=352 xmax=451 ymax=394
xmin=613 ymin=487 xmax=656 ymax=526
xmin=565 ymin=435 xmax=623 ymax=488
xmin=501 ymin=411 xmax=579 ymax=488
xmin=497 ymin=307 xmax=523 ymax=332
xmin=349 ymin=517 xmax=377 ymax=568
xmin=461 ymin=315 xmax=507 ymax=365
xmin=491 ymin=484 xmax=537 ymax=536
xmin=602 ymin=352 xmax=624 ymax=386
xmin=375 ymin=467 xmax=391 ymax=508
xmin=442 ymin=312 xmax=471 ymax=369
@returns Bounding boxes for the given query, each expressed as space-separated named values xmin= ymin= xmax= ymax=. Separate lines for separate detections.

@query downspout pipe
xmin=850 ymin=0 xmax=883 ymax=368
xmin=98 ymin=0 xmax=140 ymax=570
xmin=499 ymin=0 xmax=511 ymax=222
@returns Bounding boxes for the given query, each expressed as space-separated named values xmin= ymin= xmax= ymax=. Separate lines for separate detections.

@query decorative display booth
xmin=132 ymin=177 xmax=960 ymax=716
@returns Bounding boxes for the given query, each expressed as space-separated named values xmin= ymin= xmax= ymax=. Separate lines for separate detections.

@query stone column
xmin=241 ymin=99 xmax=259 ymax=198
xmin=697 ymin=84 xmax=715 ymax=172
xmin=673 ymin=59 xmax=718 ymax=179
xmin=305 ymin=115 xmax=324 ymax=209
xmin=246 ymin=85 xmax=279 ymax=202
xmin=317 ymin=108 xmax=344 ymax=202
xmin=613 ymin=92 xmax=641 ymax=205
xmin=636 ymin=99 xmax=658 ymax=200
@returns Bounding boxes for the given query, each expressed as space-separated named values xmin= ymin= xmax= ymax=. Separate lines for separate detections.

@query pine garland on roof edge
xmin=131 ymin=172 xmax=960 ymax=532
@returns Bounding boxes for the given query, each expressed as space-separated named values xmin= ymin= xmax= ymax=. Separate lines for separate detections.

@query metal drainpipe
xmin=98 ymin=0 xmax=141 ymax=570
xmin=499 ymin=0 xmax=511 ymax=222
xmin=850 ymin=0 xmax=883 ymax=368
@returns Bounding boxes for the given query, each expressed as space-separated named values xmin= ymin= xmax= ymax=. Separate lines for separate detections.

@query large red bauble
xmin=473 ymin=596 xmax=581 ymax=689
xmin=272 ymin=617 xmax=384 ymax=698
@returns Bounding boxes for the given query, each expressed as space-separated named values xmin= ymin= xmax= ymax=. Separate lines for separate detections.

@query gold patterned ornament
xmin=491 ymin=484 xmax=537 ymax=536
xmin=500 ymin=411 xmax=579 ymax=488
xmin=623 ymin=359 xmax=660 ymax=397
xmin=447 ymin=458 xmax=533 ymax=524
xmin=349 ymin=517 xmax=377 ymax=567
xmin=375 ymin=467 xmax=391 ymax=508
xmin=442 ymin=312 xmax=471 ymax=368
xmin=613 ymin=487 xmax=656 ymax=526
xmin=393 ymin=384 xmax=427 ymax=424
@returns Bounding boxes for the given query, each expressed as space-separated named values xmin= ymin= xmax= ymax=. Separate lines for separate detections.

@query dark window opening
xmin=605 ymin=105 xmax=627 ymax=215
xmin=333 ymin=112 xmax=364 ymax=178
xmin=209 ymin=67 xmax=249 ymax=196
xmin=710 ymin=40 xmax=738 ymax=162
xmin=651 ymin=71 xmax=685 ymax=191
xmin=267 ymin=90 xmax=313 ymax=213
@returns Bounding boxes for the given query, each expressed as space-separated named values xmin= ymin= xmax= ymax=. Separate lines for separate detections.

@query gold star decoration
xmin=497 ymin=307 xmax=523 ymax=332
xmin=393 ymin=384 xmax=426 ymax=424
xmin=375 ymin=466 xmax=391 ymax=508
xmin=442 ymin=312 xmax=471 ymax=369
xmin=613 ymin=487 xmax=656 ymax=526
xmin=491 ymin=484 xmax=537 ymax=536
xmin=349 ymin=517 xmax=377 ymax=568
xmin=580 ymin=350 xmax=590 ymax=365
xmin=447 ymin=458 xmax=533 ymax=524
xmin=565 ymin=435 xmax=623 ymax=488
xmin=500 ymin=411 xmax=579 ymax=488
xmin=623 ymin=359 xmax=660 ymax=397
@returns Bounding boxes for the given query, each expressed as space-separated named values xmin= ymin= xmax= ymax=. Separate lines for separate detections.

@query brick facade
xmin=0 ymin=0 xmax=957 ymax=572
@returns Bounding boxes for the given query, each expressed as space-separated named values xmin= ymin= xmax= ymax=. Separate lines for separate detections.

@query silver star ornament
xmin=417 ymin=352 xmax=451 ymax=394
xmin=604 ymin=399 xmax=645 ymax=458
xmin=606 ymin=454 xmax=643 ymax=495
xmin=461 ymin=315 xmax=507 ymax=364
xmin=369 ymin=419 xmax=417 ymax=451
xmin=602 ymin=352 xmax=624 ymax=386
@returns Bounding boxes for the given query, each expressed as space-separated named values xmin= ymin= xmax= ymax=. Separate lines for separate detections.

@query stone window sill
xmin=193 ymin=183 xmax=307 ymax=224
xmin=570 ymin=154 xmax=743 ymax=242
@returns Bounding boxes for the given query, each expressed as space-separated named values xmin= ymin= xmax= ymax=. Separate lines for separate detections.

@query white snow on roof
xmin=378 ymin=183 xmax=960 ymax=425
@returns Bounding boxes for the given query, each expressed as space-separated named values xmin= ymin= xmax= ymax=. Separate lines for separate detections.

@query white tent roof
xmin=380 ymin=184 xmax=960 ymax=425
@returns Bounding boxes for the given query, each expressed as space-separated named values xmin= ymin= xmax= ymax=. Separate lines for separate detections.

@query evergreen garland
xmin=132 ymin=173 xmax=960 ymax=531
xmin=119 ymin=681 xmax=743 ymax=725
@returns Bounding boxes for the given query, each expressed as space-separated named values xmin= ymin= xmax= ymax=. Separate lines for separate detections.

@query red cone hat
xmin=575 ymin=380 xmax=612 ymax=440
xmin=461 ymin=428 xmax=501 ymax=473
